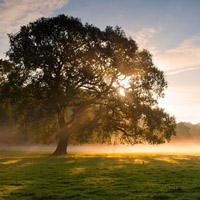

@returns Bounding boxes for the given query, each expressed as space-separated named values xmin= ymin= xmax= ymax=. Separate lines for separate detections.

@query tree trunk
xmin=52 ymin=116 xmax=69 ymax=156
xmin=51 ymin=105 xmax=100 ymax=156
xmin=52 ymin=131 xmax=69 ymax=156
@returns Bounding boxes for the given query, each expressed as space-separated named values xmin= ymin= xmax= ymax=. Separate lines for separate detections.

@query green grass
xmin=1 ymin=150 xmax=200 ymax=200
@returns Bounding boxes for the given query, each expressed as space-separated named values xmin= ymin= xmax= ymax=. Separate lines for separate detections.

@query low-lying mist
xmin=1 ymin=141 xmax=200 ymax=154
xmin=68 ymin=142 xmax=200 ymax=154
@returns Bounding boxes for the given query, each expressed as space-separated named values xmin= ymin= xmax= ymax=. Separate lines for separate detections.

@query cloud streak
xmin=155 ymin=33 xmax=200 ymax=74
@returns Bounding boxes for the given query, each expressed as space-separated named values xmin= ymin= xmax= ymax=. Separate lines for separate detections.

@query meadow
xmin=1 ymin=150 xmax=200 ymax=200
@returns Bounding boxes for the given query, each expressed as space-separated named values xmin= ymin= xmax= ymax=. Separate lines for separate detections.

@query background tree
xmin=0 ymin=59 xmax=21 ymax=145
xmin=0 ymin=15 xmax=176 ymax=155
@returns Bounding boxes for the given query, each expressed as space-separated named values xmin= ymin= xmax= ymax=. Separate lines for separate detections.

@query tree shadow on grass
xmin=1 ymin=154 xmax=200 ymax=200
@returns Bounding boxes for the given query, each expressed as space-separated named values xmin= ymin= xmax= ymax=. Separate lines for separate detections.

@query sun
xmin=118 ymin=76 xmax=131 ymax=96
xmin=119 ymin=87 xmax=125 ymax=96
xmin=113 ymin=76 xmax=130 ymax=97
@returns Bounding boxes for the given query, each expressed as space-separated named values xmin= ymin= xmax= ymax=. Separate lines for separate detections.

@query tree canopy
xmin=0 ymin=15 xmax=176 ymax=155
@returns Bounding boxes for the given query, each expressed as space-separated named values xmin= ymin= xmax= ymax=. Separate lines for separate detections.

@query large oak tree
xmin=0 ymin=15 xmax=176 ymax=155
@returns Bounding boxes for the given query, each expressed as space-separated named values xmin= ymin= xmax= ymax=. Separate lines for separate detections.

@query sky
xmin=0 ymin=0 xmax=200 ymax=124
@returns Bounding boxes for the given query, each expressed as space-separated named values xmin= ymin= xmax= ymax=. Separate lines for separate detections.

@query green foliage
xmin=1 ymin=15 xmax=176 ymax=147
xmin=1 ymin=151 xmax=200 ymax=200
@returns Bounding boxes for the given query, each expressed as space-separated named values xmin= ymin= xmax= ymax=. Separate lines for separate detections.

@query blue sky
xmin=0 ymin=0 xmax=200 ymax=123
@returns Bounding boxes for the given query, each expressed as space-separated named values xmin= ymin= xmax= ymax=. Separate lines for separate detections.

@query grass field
xmin=1 ymin=150 xmax=200 ymax=200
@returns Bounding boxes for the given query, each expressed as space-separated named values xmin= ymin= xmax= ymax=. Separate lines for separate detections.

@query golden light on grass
xmin=70 ymin=167 xmax=85 ymax=175
xmin=19 ymin=162 xmax=33 ymax=168
xmin=1 ymin=159 xmax=21 ymax=165
xmin=174 ymin=156 xmax=190 ymax=161
xmin=133 ymin=159 xmax=149 ymax=164
xmin=154 ymin=157 xmax=180 ymax=164
xmin=65 ymin=160 xmax=75 ymax=164
xmin=0 ymin=185 xmax=23 ymax=197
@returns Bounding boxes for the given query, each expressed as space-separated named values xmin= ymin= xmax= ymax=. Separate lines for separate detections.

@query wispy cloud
xmin=129 ymin=27 xmax=162 ymax=55
xmin=0 ymin=0 xmax=70 ymax=57
xmin=155 ymin=33 xmax=200 ymax=74
xmin=0 ymin=0 xmax=69 ymax=33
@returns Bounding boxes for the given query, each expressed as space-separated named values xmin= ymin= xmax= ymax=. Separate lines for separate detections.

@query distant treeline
xmin=172 ymin=122 xmax=200 ymax=142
